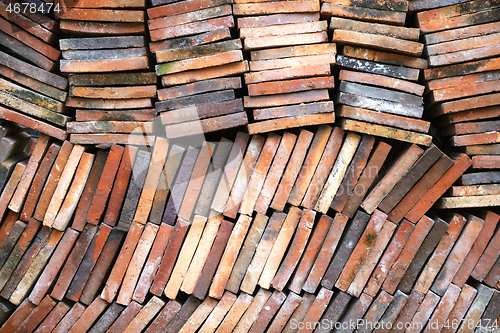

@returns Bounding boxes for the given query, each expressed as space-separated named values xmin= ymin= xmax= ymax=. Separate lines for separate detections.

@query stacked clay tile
xmin=55 ymin=0 xmax=147 ymax=35
xmin=414 ymin=0 xmax=500 ymax=209
xmin=234 ymin=0 xmax=337 ymax=134
xmin=0 ymin=0 xmax=497 ymax=332
xmin=58 ymin=0 xmax=157 ymax=146
xmin=321 ymin=0 xmax=433 ymax=146
xmin=0 ymin=1 xmax=61 ymax=72
xmin=0 ymin=2 xmax=69 ymax=141
xmin=0 ymin=129 xmax=498 ymax=332
xmin=148 ymin=0 xmax=248 ymax=138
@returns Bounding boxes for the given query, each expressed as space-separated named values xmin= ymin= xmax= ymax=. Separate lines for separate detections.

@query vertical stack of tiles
xmin=235 ymin=0 xmax=336 ymax=135
xmin=57 ymin=0 xmax=157 ymax=146
xmin=0 ymin=1 xmax=68 ymax=141
xmin=415 ymin=0 xmax=500 ymax=209
xmin=148 ymin=0 xmax=248 ymax=139
xmin=323 ymin=0 xmax=432 ymax=146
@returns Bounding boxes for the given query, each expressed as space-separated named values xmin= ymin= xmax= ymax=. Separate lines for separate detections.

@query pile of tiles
xmin=236 ymin=0 xmax=337 ymax=134
xmin=416 ymin=0 xmax=500 ymax=209
xmin=0 ymin=1 xmax=68 ymax=141
xmin=0 ymin=0 xmax=497 ymax=332
xmin=148 ymin=0 xmax=248 ymax=138
xmin=58 ymin=0 xmax=157 ymax=146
